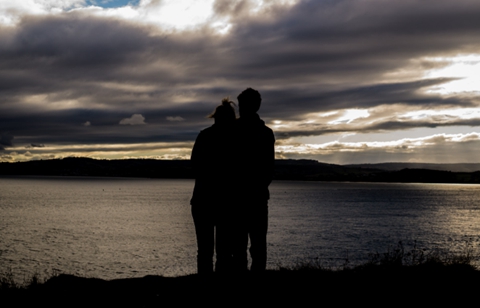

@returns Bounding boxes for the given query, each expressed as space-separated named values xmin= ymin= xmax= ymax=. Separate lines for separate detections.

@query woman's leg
xmin=192 ymin=204 xmax=215 ymax=274
xmin=215 ymin=207 xmax=234 ymax=273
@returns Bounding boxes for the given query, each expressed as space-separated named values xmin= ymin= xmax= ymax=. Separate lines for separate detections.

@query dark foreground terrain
xmin=2 ymin=261 xmax=480 ymax=307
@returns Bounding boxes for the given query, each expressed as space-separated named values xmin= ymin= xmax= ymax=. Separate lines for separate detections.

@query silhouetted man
xmin=233 ymin=88 xmax=275 ymax=272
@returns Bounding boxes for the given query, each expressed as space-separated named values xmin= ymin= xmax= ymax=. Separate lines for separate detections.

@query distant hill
xmin=1 ymin=158 xmax=480 ymax=184
xmin=346 ymin=163 xmax=480 ymax=173
xmin=0 ymin=157 xmax=193 ymax=178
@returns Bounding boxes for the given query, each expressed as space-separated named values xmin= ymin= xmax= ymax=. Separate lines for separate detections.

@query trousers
xmin=191 ymin=204 xmax=233 ymax=274
xmin=232 ymin=202 xmax=268 ymax=272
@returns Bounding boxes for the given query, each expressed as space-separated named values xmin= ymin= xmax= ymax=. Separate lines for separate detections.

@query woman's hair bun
xmin=207 ymin=97 xmax=237 ymax=119
xmin=221 ymin=97 xmax=236 ymax=107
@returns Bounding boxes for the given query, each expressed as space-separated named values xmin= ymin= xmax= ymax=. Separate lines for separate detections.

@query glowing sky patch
xmin=277 ymin=132 xmax=480 ymax=154
xmin=138 ymin=0 xmax=215 ymax=30
xmin=328 ymin=109 xmax=370 ymax=125
xmin=0 ymin=141 xmax=193 ymax=162
xmin=400 ymin=108 xmax=480 ymax=121
xmin=424 ymin=55 xmax=480 ymax=94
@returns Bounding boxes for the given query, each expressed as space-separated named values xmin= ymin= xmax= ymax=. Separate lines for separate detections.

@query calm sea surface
xmin=1 ymin=176 xmax=480 ymax=281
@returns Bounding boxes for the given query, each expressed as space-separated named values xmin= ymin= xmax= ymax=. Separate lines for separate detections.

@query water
xmin=1 ymin=176 xmax=480 ymax=281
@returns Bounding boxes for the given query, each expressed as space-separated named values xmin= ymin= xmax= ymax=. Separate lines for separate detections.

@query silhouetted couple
xmin=190 ymin=88 xmax=275 ymax=274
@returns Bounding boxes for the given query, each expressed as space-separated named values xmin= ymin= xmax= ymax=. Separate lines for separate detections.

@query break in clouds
xmin=1 ymin=0 xmax=480 ymax=163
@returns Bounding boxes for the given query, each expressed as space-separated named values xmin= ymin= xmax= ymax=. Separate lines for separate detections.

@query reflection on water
xmin=1 ymin=176 xmax=480 ymax=281
xmin=269 ymin=181 xmax=480 ymax=268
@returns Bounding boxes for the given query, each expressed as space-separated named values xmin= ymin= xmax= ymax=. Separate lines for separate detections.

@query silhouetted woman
xmin=190 ymin=98 xmax=236 ymax=274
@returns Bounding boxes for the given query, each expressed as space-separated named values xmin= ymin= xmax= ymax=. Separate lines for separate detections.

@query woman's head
xmin=208 ymin=98 xmax=236 ymax=124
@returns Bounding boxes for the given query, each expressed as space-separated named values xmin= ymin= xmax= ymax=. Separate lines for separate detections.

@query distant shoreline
xmin=1 ymin=157 xmax=480 ymax=184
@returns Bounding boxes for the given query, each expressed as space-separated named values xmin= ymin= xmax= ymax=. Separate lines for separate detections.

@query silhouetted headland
xmin=1 ymin=157 xmax=480 ymax=184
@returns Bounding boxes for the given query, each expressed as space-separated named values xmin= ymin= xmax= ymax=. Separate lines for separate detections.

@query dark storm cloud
xmin=259 ymin=78 xmax=472 ymax=121
xmin=2 ymin=0 xmax=480 ymax=149
xmin=0 ymin=108 xmax=204 ymax=145
xmin=0 ymin=14 xmax=220 ymax=103
xmin=222 ymin=0 xmax=480 ymax=80
xmin=0 ymin=133 xmax=14 ymax=150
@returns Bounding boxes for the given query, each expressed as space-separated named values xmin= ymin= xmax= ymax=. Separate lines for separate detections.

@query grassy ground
xmin=2 ymin=244 xmax=480 ymax=307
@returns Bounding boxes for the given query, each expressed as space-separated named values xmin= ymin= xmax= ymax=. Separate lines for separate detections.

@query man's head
xmin=237 ymin=88 xmax=261 ymax=116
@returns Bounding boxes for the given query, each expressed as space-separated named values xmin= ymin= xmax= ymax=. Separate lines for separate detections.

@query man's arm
xmin=264 ymin=128 xmax=275 ymax=187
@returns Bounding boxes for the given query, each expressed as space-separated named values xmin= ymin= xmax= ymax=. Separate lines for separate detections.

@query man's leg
xmin=249 ymin=203 xmax=268 ymax=272
xmin=231 ymin=207 xmax=249 ymax=273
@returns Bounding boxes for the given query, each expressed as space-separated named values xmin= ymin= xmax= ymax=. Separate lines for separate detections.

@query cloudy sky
xmin=1 ymin=0 xmax=480 ymax=164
